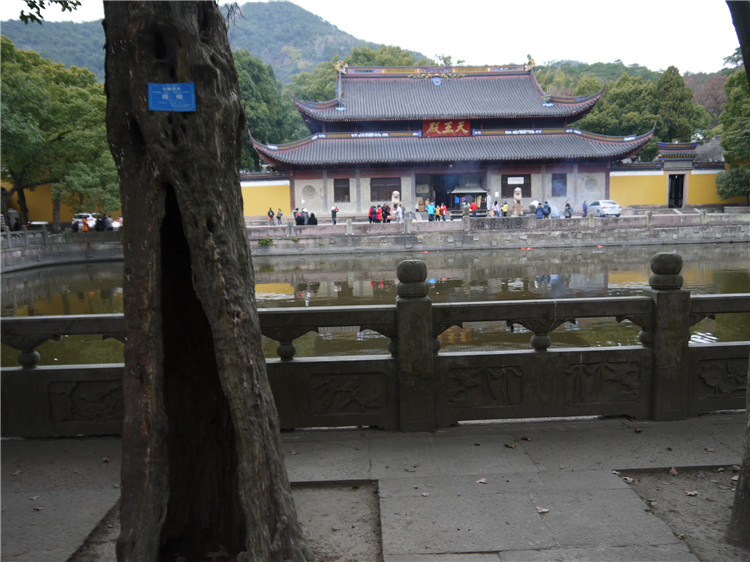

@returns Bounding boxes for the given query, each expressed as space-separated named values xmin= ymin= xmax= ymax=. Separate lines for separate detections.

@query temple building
xmin=251 ymin=61 xmax=654 ymax=216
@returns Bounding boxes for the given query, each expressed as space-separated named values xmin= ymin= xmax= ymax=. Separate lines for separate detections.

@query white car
xmin=588 ymin=200 xmax=622 ymax=217
xmin=72 ymin=212 xmax=100 ymax=229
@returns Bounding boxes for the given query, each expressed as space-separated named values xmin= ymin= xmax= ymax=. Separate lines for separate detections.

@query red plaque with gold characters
xmin=422 ymin=120 xmax=471 ymax=137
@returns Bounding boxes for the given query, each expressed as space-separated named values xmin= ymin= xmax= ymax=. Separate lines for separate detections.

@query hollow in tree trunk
xmin=103 ymin=1 xmax=311 ymax=559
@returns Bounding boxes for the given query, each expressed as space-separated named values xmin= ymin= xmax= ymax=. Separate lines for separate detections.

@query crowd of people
xmin=71 ymin=214 xmax=121 ymax=232
xmin=367 ymin=203 xmax=407 ymax=223
xmin=265 ymin=198 xmax=592 ymax=227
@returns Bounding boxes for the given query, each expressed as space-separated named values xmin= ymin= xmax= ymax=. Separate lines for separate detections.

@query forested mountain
xmin=0 ymin=19 xmax=105 ymax=80
xmin=0 ymin=1 xmax=385 ymax=83
xmin=225 ymin=1 xmax=383 ymax=81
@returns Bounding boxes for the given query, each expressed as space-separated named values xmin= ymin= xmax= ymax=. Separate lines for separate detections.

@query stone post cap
xmin=397 ymin=260 xmax=428 ymax=298
xmin=649 ymin=252 xmax=683 ymax=290
xmin=397 ymin=260 xmax=427 ymax=283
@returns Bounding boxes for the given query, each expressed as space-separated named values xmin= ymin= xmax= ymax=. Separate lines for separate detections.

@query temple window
xmin=334 ymin=178 xmax=350 ymax=202
xmin=370 ymin=177 xmax=401 ymax=201
xmin=551 ymin=173 xmax=567 ymax=197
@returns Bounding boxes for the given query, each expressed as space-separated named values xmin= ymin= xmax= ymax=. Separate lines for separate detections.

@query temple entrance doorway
xmin=668 ymin=174 xmax=685 ymax=208
xmin=417 ymin=173 xmax=484 ymax=210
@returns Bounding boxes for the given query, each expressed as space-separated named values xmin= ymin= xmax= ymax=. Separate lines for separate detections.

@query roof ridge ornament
xmin=409 ymin=68 xmax=465 ymax=80
xmin=525 ymin=54 xmax=535 ymax=71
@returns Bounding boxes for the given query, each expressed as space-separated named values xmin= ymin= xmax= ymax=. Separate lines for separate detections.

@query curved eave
xmin=530 ymin=69 xmax=604 ymax=112
xmin=253 ymin=127 xmax=654 ymax=169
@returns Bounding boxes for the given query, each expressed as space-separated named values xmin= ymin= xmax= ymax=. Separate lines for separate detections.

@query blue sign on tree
xmin=148 ymin=82 xmax=196 ymax=112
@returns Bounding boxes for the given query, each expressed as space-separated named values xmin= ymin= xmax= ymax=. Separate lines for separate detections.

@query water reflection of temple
xmin=3 ymin=245 xmax=749 ymax=317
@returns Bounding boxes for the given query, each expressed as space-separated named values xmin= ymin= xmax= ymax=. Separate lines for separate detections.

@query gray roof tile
xmin=295 ymin=67 xmax=601 ymax=122
xmin=254 ymin=128 xmax=653 ymax=168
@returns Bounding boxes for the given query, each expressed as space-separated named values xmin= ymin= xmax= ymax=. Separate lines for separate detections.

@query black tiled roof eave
xmin=253 ymin=128 xmax=654 ymax=169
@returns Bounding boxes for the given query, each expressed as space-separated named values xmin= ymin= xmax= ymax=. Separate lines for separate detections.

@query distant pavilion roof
xmin=252 ymin=127 xmax=655 ymax=169
xmin=294 ymin=65 xmax=603 ymax=124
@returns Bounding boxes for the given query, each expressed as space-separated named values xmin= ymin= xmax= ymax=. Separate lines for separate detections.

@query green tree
xmin=235 ymin=49 xmax=292 ymax=170
xmin=347 ymin=45 xmax=431 ymax=67
xmin=573 ymin=75 xmax=602 ymax=97
xmin=655 ymin=66 xmax=706 ymax=141
xmin=716 ymin=68 xmax=750 ymax=204
xmin=573 ymin=73 xmax=659 ymax=159
xmin=1 ymin=35 xmax=118 ymax=226
xmin=290 ymin=45 xmax=431 ymax=103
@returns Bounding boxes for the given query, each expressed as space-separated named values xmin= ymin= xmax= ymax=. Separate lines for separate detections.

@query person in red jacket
xmin=469 ymin=200 xmax=478 ymax=217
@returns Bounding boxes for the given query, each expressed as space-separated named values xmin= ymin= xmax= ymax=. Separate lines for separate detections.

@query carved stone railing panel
xmin=563 ymin=361 xmax=641 ymax=405
xmin=696 ymin=356 xmax=748 ymax=398
xmin=445 ymin=365 xmax=523 ymax=408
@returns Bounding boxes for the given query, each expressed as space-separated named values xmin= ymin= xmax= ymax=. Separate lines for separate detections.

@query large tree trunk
xmin=13 ymin=182 xmax=30 ymax=224
xmin=726 ymin=0 xmax=750 ymax=548
xmin=727 ymin=1 xmax=750 ymax=89
xmin=103 ymin=2 xmax=311 ymax=560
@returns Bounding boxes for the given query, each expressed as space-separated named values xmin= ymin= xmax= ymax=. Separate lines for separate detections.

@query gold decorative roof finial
xmin=335 ymin=59 xmax=348 ymax=74
xmin=525 ymin=54 xmax=535 ymax=70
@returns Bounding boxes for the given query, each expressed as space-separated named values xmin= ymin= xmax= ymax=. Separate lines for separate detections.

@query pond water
xmin=2 ymin=244 xmax=749 ymax=364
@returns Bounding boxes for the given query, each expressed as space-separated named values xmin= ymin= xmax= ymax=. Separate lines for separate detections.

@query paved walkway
xmin=2 ymin=413 xmax=745 ymax=561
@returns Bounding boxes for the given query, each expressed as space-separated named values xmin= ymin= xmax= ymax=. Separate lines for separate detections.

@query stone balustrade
xmin=2 ymin=253 xmax=748 ymax=436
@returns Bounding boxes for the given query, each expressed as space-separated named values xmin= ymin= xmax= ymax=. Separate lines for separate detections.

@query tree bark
xmin=726 ymin=0 xmax=750 ymax=548
xmin=103 ymin=2 xmax=311 ymax=560
xmin=728 ymin=361 xmax=750 ymax=547
xmin=12 ymin=182 xmax=30 ymax=224
xmin=727 ymin=1 xmax=750 ymax=90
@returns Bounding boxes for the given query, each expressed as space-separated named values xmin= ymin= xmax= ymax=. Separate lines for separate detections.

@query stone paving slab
xmin=282 ymin=435 xmax=372 ymax=482
xmin=495 ymin=543 xmax=698 ymax=561
xmin=368 ymin=431 xmax=538 ymax=480
xmin=378 ymin=468 xmax=686 ymax=559
xmin=380 ymin=483 xmax=554 ymax=556
xmin=2 ymin=413 xmax=743 ymax=561
xmin=1 ymin=437 xmax=121 ymax=561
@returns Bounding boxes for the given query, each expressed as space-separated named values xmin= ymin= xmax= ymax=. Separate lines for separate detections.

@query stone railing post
xmin=346 ymin=219 xmax=353 ymax=235
xmin=396 ymin=260 xmax=435 ymax=431
xmin=649 ymin=252 xmax=690 ymax=420
xmin=645 ymin=210 xmax=653 ymax=227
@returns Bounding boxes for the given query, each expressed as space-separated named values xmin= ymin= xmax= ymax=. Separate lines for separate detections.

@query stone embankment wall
xmin=247 ymin=213 xmax=750 ymax=256
xmin=2 ymin=213 xmax=748 ymax=271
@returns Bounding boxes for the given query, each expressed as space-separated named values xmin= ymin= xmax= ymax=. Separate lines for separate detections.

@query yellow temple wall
xmin=2 ymin=181 xmax=81 ymax=223
xmin=610 ymin=171 xmax=666 ymax=206
xmin=686 ymin=169 xmax=744 ymax=205
xmin=610 ymin=168 xmax=745 ymax=207
xmin=241 ymin=179 xmax=292 ymax=218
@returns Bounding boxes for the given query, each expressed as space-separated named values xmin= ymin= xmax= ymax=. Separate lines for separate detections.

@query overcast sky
xmin=0 ymin=0 xmax=741 ymax=74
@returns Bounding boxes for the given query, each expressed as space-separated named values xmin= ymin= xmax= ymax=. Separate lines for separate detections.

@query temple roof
xmin=252 ymin=127 xmax=654 ymax=169
xmin=294 ymin=65 xmax=603 ymax=124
